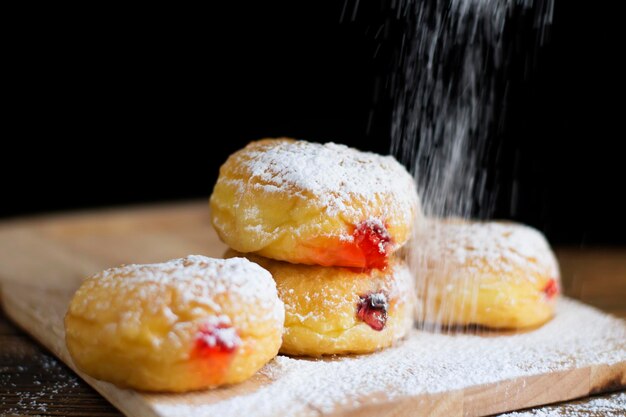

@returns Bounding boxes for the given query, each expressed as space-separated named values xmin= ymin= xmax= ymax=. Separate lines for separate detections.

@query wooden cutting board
xmin=1 ymin=202 xmax=625 ymax=417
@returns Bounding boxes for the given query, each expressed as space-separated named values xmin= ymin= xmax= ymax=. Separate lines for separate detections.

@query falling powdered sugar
xmin=390 ymin=0 xmax=554 ymax=220
xmin=153 ymin=298 xmax=626 ymax=417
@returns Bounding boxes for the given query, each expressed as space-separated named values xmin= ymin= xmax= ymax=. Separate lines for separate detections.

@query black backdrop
xmin=3 ymin=2 xmax=624 ymax=245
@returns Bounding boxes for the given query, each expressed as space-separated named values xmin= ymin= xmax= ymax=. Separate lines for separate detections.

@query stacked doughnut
xmin=210 ymin=139 xmax=421 ymax=356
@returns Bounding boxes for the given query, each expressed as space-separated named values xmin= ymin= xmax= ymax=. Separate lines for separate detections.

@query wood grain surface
xmin=0 ymin=202 xmax=625 ymax=417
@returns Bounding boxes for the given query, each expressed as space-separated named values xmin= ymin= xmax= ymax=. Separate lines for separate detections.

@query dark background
xmin=4 ymin=2 xmax=624 ymax=245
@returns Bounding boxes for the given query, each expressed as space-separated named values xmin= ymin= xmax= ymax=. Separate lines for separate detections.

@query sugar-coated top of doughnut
xmin=75 ymin=255 xmax=283 ymax=324
xmin=417 ymin=220 xmax=560 ymax=281
xmin=236 ymin=139 xmax=418 ymax=218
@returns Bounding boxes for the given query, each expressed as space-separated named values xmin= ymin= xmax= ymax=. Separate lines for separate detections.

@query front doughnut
xmin=64 ymin=255 xmax=284 ymax=392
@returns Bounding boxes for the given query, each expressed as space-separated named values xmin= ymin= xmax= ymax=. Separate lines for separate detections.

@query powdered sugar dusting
xmin=0 ymin=353 xmax=83 ymax=415
xmin=99 ymin=255 xmax=273 ymax=304
xmin=75 ymin=255 xmax=284 ymax=325
xmin=153 ymin=298 xmax=626 ymax=417
xmin=197 ymin=326 xmax=240 ymax=350
xmin=416 ymin=220 xmax=560 ymax=278
xmin=242 ymin=139 xmax=418 ymax=221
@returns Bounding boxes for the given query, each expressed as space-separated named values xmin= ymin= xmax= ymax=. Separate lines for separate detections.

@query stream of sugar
xmin=387 ymin=0 xmax=554 ymax=332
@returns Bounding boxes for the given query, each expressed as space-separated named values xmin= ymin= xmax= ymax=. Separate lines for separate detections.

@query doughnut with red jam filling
xmin=210 ymin=138 xmax=421 ymax=269
xmin=65 ymin=255 xmax=284 ymax=392
xmin=228 ymin=251 xmax=414 ymax=356
xmin=414 ymin=219 xmax=561 ymax=329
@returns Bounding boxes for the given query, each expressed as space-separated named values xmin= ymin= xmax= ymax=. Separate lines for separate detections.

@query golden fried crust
xmin=227 ymin=251 xmax=414 ymax=356
xmin=413 ymin=219 xmax=561 ymax=329
xmin=210 ymin=139 xmax=421 ymax=269
xmin=64 ymin=256 xmax=284 ymax=392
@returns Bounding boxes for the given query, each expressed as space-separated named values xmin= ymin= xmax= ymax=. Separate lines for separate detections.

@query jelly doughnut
xmin=414 ymin=219 xmax=560 ymax=329
xmin=65 ymin=255 xmax=284 ymax=392
xmin=228 ymin=251 xmax=414 ymax=356
xmin=210 ymin=139 xmax=421 ymax=269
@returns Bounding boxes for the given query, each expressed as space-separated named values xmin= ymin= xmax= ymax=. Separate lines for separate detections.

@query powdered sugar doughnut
xmin=228 ymin=251 xmax=414 ymax=356
xmin=414 ymin=219 xmax=560 ymax=329
xmin=65 ymin=255 xmax=284 ymax=392
xmin=210 ymin=139 xmax=421 ymax=269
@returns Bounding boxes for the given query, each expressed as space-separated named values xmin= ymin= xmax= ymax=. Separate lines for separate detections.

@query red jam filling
xmin=353 ymin=220 xmax=392 ymax=269
xmin=543 ymin=279 xmax=559 ymax=299
xmin=357 ymin=292 xmax=388 ymax=331
xmin=194 ymin=323 xmax=241 ymax=358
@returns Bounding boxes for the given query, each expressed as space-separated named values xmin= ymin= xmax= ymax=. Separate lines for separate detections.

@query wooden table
xmin=1 ymin=240 xmax=624 ymax=416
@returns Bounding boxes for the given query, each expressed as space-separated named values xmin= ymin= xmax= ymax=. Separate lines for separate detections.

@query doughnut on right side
xmin=414 ymin=220 xmax=561 ymax=330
